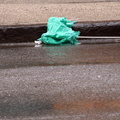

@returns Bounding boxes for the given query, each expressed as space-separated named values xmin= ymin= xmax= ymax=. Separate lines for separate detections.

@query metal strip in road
xmin=78 ymin=36 xmax=120 ymax=39
xmin=77 ymin=36 xmax=120 ymax=44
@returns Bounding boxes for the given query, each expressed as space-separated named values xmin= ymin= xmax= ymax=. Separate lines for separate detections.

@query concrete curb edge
xmin=0 ymin=21 xmax=120 ymax=43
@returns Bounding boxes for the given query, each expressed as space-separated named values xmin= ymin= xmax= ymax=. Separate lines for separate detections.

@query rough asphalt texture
xmin=0 ymin=64 xmax=120 ymax=120
xmin=0 ymin=43 xmax=120 ymax=120
xmin=0 ymin=0 xmax=120 ymax=25
xmin=0 ymin=0 xmax=120 ymax=119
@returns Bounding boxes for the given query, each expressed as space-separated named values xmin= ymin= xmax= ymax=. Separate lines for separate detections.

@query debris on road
xmin=35 ymin=17 xmax=80 ymax=45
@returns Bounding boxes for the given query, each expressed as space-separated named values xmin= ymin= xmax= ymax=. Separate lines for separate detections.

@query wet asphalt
xmin=0 ymin=42 xmax=120 ymax=120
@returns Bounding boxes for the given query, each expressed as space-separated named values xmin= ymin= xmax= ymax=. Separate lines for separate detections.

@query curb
xmin=0 ymin=21 xmax=120 ymax=43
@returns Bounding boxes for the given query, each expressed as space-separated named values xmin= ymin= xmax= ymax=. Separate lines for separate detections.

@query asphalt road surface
xmin=0 ymin=43 xmax=120 ymax=120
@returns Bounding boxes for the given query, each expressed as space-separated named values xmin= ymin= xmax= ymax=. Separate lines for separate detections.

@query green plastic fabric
xmin=37 ymin=17 xmax=80 ymax=45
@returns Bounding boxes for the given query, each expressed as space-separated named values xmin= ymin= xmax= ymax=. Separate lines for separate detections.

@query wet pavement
xmin=0 ymin=42 xmax=120 ymax=69
xmin=0 ymin=42 xmax=120 ymax=120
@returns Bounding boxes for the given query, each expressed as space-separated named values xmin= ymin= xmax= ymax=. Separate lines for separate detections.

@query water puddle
xmin=0 ymin=43 xmax=120 ymax=69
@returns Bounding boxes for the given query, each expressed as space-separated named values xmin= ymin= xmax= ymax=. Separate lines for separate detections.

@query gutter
xmin=0 ymin=21 xmax=120 ymax=43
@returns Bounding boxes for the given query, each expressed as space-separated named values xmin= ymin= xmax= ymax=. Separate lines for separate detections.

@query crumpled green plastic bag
xmin=37 ymin=17 xmax=80 ymax=45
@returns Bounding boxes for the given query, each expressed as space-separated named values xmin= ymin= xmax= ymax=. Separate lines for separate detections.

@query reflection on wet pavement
xmin=0 ymin=43 xmax=120 ymax=69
